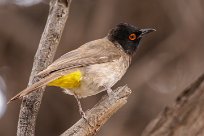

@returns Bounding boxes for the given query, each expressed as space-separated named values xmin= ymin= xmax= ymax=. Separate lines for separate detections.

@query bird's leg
xmin=73 ymin=94 xmax=86 ymax=119
xmin=64 ymin=89 xmax=86 ymax=117
xmin=73 ymin=94 xmax=94 ymax=128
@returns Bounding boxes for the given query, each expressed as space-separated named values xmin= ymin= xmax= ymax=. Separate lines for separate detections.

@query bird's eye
xmin=128 ymin=33 xmax=137 ymax=41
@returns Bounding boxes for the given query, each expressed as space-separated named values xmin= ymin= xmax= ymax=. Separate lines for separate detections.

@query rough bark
xmin=17 ymin=0 xmax=72 ymax=136
xmin=60 ymin=85 xmax=131 ymax=136
xmin=142 ymin=73 xmax=204 ymax=136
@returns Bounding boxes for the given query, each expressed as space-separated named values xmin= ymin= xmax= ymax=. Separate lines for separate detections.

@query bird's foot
xmin=107 ymin=88 xmax=115 ymax=99
xmin=80 ymin=109 xmax=87 ymax=120
xmin=80 ymin=108 xmax=94 ymax=128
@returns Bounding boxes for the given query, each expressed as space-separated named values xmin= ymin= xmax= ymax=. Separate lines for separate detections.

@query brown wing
xmin=8 ymin=38 xmax=121 ymax=103
xmin=37 ymin=38 xmax=121 ymax=76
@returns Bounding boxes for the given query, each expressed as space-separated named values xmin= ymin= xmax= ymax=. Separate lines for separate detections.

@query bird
xmin=8 ymin=23 xmax=155 ymax=117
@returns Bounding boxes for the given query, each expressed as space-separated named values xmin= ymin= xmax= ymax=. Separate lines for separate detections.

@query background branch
xmin=60 ymin=86 xmax=131 ymax=136
xmin=17 ymin=0 xmax=72 ymax=136
xmin=142 ymin=73 xmax=204 ymax=136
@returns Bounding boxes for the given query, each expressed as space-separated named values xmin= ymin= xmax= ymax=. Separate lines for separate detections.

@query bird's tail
xmin=7 ymin=73 xmax=61 ymax=104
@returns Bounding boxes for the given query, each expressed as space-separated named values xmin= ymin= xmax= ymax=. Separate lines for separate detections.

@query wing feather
xmin=8 ymin=38 xmax=122 ymax=103
xmin=38 ymin=38 xmax=121 ymax=76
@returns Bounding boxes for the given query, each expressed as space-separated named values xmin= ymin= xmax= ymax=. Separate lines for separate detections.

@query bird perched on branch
xmin=8 ymin=23 xmax=155 ymax=118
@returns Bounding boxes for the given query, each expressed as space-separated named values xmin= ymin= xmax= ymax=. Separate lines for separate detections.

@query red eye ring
xmin=129 ymin=33 xmax=137 ymax=41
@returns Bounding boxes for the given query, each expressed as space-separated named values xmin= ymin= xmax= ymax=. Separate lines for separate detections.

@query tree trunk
xmin=142 ymin=73 xmax=204 ymax=136
xmin=17 ymin=0 xmax=72 ymax=135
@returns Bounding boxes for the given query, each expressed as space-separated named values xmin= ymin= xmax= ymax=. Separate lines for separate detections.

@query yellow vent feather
xmin=48 ymin=70 xmax=82 ymax=89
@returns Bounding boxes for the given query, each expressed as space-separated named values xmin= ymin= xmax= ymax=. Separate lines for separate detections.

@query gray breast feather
xmin=87 ymin=57 xmax=128 ymax=87
xmin=73 ymin=56 xmax=130 ymax=98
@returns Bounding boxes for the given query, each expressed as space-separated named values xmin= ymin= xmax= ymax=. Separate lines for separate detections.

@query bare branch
xmin=17 ymin=0 xmax=72 ymax=136
xmin=60 ymin=85 xmax=131 ymax=136
xmin=142 ymin=73 xmax=204 ymax=136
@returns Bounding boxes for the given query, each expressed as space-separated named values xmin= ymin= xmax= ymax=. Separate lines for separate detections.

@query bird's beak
xmin=139 ymin=28 xmax=156 ymax=38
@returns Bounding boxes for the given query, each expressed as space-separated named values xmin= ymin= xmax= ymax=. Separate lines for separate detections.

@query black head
xmin=108 ymin=23 xmax=156 ymax=55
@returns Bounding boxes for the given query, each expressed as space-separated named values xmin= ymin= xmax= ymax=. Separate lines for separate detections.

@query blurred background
xmin=0 ymin=0 xmax=204 ymax=135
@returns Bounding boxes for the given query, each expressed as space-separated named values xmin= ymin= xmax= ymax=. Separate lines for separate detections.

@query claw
xmin=107 ymin=88 xmax=115 ymax=99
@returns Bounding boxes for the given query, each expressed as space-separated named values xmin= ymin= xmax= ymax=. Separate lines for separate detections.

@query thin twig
xmin=17 ymin=0 xmax=72 ymax=136
xmin=60 ymin=85 xmax=131 ymax=136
